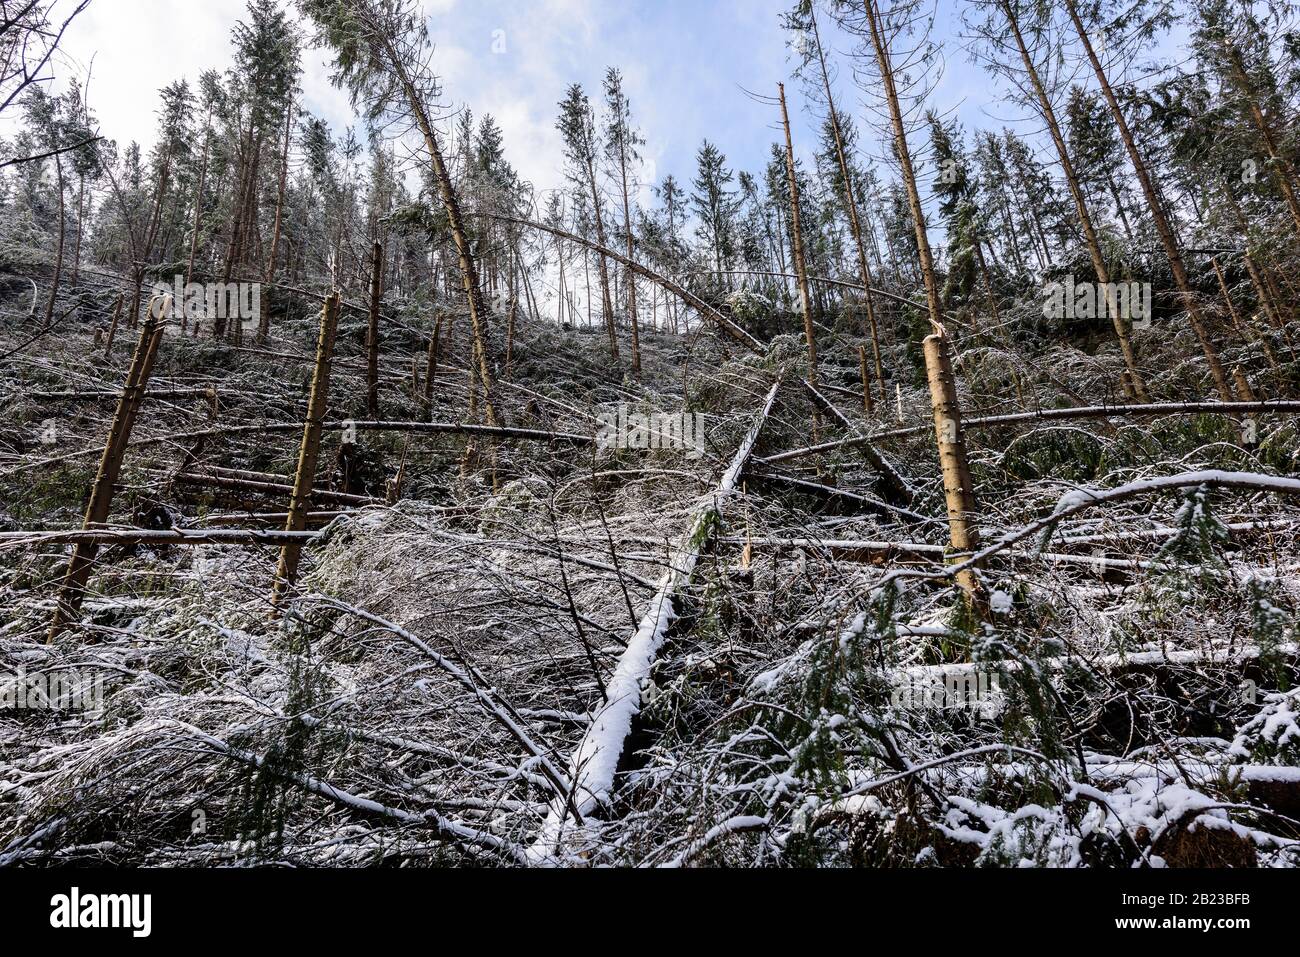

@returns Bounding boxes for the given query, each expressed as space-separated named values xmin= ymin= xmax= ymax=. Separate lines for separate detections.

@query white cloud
xmin=55 ymin=0 xmax=237 ymax=148
xmin=10 ymin=0 xmax=806 ymax=214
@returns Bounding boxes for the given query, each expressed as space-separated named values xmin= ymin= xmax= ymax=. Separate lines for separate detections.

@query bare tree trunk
xmin=999 ymin=0 xmax=1149 ymax=402
xmin=423 ymin=315 xmax=442 ymax=422
xmin=864 ymin=0 xmax=984 ymax=612
xmin=1233 ymin=366 xmax=1259 ymax=403
xmin=272 ymin=293 xmax=341 ymax=610
xmin=923 ymin=331 xmax=985 ymax=611
xmin=616 ymin=141 xmax=641 ymax=374
xmin=127 ymin=267 xmax=144 ymax=332
xmin=103 ymin=293 xmax=123 ymax=358
xmin=809 ymin=7 xmax=886 ymax=403
xmin=49 ymin=303 xmax=167 ymax=641
xmin=1061 ymin=0 xmax=1233 ymax=403
xmin=859 ymin=344 xmax=875 ymax=415
xmin=778 ymin=82 xmax=818 ymax=387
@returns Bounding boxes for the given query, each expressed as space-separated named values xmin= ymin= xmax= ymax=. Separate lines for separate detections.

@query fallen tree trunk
xmin=733 ymin=536 xmax=1298 ymax=580
xmin=0 ymin=529 xmax=323 ymax=548
xmin=798 ymin=378 xmax=914 ymax=505
xmin=174 ymin=471 xmax=378 ymax=507
xmin=872 ymin=470 xmax=1300 ymax=599
xmin=490 ymin=214 xmax=762 ymax=350
xmin=27 ymin=388 xmax=214 ymax=402
xmin=531 ymin=379 xmax=783 ymax=858
xmin=762 ymin=401 xmax=1300 ymax=466
xmin=745 ymin=470 xmax=933 ymax=524
xmin=886 ymin=642 xmax=1300 ymax=688
xmin=172 ymin=720 xmax=529 ymax=866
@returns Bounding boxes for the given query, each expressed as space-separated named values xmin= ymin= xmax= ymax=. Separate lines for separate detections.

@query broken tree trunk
xmin=424 ymin=316 xmax=442 ymax=422
xmin=102 ymin=293 xmax=123 ymax=358
xmin=531 ymin=379 xmax=782 ymax=858
xmin=924 ymin=332 xmax=985 ymax=605
xmin=49 ymin=300 xmax=168 ymax=641
xmin=272 ymin=292 xmax=341 ymax=610
xmin=859 ymin=345 xmax=875 ymax=415
xmin=864 ymin=0 xmax=985 ymax=612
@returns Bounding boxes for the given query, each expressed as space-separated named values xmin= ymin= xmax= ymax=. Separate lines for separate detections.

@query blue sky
xmin=415 ymin=0 xmax=999 ymax=202
xmin=44 ymin=0 xmax=1004 ymax=208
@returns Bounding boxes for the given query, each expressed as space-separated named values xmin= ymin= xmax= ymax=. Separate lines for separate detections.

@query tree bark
xmin=1061 ymin=0 xmax=1234 ymax=402
xmin=864 ymin=0 xmax=984 ymax=611
xmin=272 ymin=293 xmax=341 ymax=610
xmin=49 ymin=302 xmax=166 ymax=641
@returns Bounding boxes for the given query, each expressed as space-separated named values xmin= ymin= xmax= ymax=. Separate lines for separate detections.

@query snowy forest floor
xmin=1 ymin=273 xmax=1299 ymax=868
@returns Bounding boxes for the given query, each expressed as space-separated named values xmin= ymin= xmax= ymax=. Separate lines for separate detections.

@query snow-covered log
xmin=530 ymin=380 xmax=783 ymax=858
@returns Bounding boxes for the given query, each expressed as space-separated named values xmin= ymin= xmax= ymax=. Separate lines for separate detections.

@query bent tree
xmin=298 ymin=0 xmax=501 ymax=427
